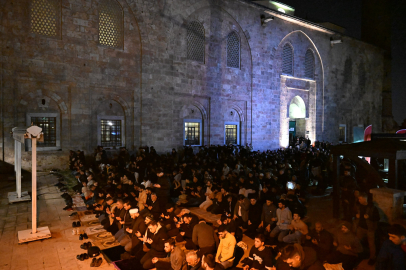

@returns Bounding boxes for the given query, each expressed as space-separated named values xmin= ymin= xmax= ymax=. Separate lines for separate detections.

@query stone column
xmin=370 ymin=188 xmax=406 ymax=223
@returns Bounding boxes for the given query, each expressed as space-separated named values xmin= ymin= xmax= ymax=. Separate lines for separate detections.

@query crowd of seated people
xmin=64 ymin=142 xmax=406 ymax=270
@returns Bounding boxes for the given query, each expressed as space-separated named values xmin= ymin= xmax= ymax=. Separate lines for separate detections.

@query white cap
xmin=129 ymin=208 xmax=139 ymax=214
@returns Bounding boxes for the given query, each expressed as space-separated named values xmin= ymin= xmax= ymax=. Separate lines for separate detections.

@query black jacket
xmin=149 ymin=226 xmax=169 ymax=257
xmin=155 ymin=175 xmax=171 ymax=197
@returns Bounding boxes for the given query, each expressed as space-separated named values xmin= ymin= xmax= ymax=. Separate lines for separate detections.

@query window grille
xmin=31 ymin=117 xmax=56 ymax=147
xmin=225 ymin=125 xmax=237 ymax=145
xmin=227 ymin=32 xmax=240 ymax=68
xmin=358 ymin=62 xmax=366 ymax=89
xmin=30 ymin=0 xmax=59 ymax=37
xmin=304 ymin=49 xmax=315 ymax=79
xmin=282 ymin=43 xmax=293 ymax=75
xmin=101 ymin=119 xmax=122 ymax=147
xmin=187 ymin=21 xmax=205 ymax=62
xmin=184 ymin=122 xmax=200 ymax=145
xmin=99 ymin=0 xmax=124 ymax=48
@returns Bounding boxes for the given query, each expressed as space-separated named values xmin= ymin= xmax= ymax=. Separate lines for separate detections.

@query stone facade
xmin=0 ymin=0 xmax=384 ymax=170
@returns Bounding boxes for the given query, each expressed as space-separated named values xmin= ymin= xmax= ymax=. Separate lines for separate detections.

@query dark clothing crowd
xmin=63 ymin=141 xmax=406 ymax=270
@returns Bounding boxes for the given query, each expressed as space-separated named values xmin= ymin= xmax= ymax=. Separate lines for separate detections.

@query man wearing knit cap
xmin=325 ymin=221 xmax=363 ymax=270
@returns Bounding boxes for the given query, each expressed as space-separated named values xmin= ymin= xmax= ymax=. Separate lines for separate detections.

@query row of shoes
xmin=72 ymin=221 xmax=81 ymax=227
xmin=76 ymin=250 xmax=103 ymax=267
xmin=79 ymin=233 xmax=89 ymax=240
xmin=90 ymin=258 xmax=103 ymax=267
xmin=80 ymin=242 xmax=92 ymax=250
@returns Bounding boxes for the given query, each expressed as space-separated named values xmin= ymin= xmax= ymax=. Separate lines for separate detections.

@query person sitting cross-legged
xmin=176 ymin=213 xmax=199 ymax=250
xmin=140 ymin=220 xmax=169 ymax=269
xmin=269 ymin=200 xmax=292 ymax=243
xmin=283 ymin=212 xmax=308 ymax=244
xmin=151 ymin=238 xmax=187 ymax=270
xmin=215 ymin=225 xmax=237 ymax=269
xmin=241 ymin=233 xmax=274 ymax=270
xmin=325 ymin=221 xmax=363 ymax=270
xmin=304 ymin=221 xmax=334 ymax=261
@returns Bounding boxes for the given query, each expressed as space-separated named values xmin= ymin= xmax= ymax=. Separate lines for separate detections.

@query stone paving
xmin=0 ymin=172 xmax=401 ymax=270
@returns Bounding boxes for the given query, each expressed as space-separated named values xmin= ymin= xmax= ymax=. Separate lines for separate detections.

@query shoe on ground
xmin=79 ymin=234 xmax=83 ymax=240
xmin=90 ymin=257 xmax=97 ymax=267
xmin=72 ymin=229 xmax=77 ymax=235
xmin=95 ymin=257 xmax=102 ymax=267
xmin=83 ymin=233 xmax=88 ymax=239
xmin=72 ymin=222 xmax=77 ymax=228
xmin=76 ymin=221 xmax=81 ymax=227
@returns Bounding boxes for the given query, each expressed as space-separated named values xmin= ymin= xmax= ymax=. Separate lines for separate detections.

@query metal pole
xmin=32 ymin=137 xmax=37 ymax=234
xmin=17 ymin=142 xmax=21 ymax=198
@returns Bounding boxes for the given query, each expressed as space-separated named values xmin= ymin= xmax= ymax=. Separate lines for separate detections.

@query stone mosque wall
xmin=0 ymin=0 xmax=384 ymax=170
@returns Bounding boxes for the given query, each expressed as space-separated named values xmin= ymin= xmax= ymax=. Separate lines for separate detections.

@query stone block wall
xmin=0 ymin=0 xmax=384 ymax=170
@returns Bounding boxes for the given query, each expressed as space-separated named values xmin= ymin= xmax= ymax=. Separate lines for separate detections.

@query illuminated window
xmin=100 ymin=119 xmax=122 ymax=147
xmin=304 ymin=49 xmax=315 ymax=79
xmin=30 ymin=0 xmax=60 ymax=37
xmin=282 ymin=43 xmax=293 ymax=75
xmin=184 ymin=121 xmax=201 ymax=146
xmin=31 ymin=117 xmax=56 ymax=147
xmin=99 ymin=0 xmax=124 ymax=48
xmin=225 ymin=125 xmax=237 ymax=145
xmin=26 ymin=113 xmax=61 ymax=151
xmin=227 ymin=31 xmax=240 ymax=68
xmin=187 ymin=21 xmax=205 ymax=62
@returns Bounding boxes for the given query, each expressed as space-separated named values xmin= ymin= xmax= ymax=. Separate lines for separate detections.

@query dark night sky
xmin=274 ymin=0 xmax=406 ymax=126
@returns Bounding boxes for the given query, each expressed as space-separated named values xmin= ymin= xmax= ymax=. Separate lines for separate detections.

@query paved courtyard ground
xmin=0 ymin=170 xmax=403 ymax=270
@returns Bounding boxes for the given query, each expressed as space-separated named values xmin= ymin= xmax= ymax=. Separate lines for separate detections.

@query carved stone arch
xmin=96 ymin=94 xmax=131 ymax=117
xmin=231 ymin=104 xmax=244 ymax=122
xmin=19 ymin=89 xmax=67 ymax=114
xmin=191 ymin=101 xmax=207 ymax=120
xmin=179 ymin=102 xmax=207 ymax=120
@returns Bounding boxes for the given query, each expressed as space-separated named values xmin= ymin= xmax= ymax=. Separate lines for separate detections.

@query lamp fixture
xmin=261 ymin=14 xmax=274 ymax=26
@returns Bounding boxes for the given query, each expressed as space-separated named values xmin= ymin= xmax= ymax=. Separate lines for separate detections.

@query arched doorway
xmin=289 ymin=96 xmax=306 ymax=145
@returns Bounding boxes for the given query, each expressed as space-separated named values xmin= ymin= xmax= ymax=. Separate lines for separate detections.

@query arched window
xmin=304 ymin=49 xmax=315 ymax=79
xmin=282 ymin=43 xmax=293 ymax=75
xmin=30 ymin=0 xmax=60 ymax=37
xmin=187 ymin=21 xmax=205 ymax=63
xmin=227 ymin=31 xmax=240 ymax=68
xmin=99 ymin=0 xmax=124 ymax=48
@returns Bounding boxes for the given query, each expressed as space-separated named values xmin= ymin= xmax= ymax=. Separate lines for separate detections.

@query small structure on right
xmin=330 ymin=139 xmax=406 ymax=220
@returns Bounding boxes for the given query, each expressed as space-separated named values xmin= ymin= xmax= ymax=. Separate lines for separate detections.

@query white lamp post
xmin=15 ymin=125 xmax=51 ymax=243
